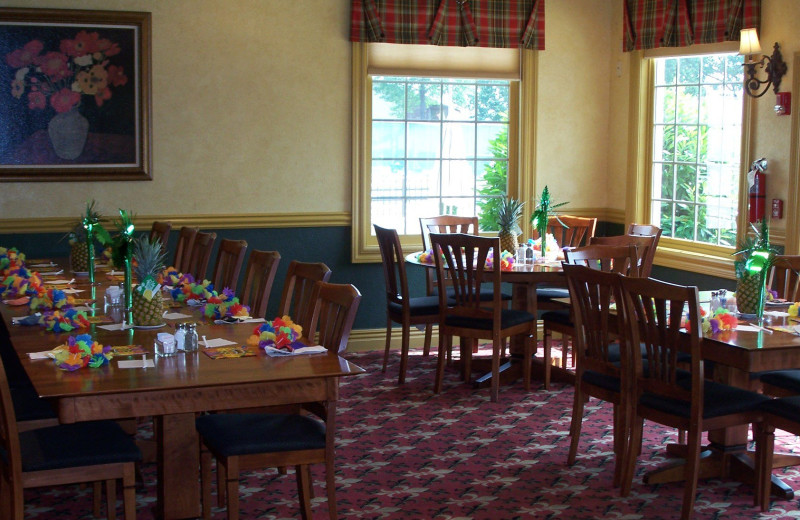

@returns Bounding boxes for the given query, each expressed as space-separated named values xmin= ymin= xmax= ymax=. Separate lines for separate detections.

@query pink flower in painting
xmin=28 ymin=90 xmax=46 ymax=110
xmin=49 ymin=88 xmax=80 ymax=113
xmin=106 ymin=65 xmax=127 ymax=87
xmin=60 ymin=30 xmax=100 ymax=57
xmin=5 ymin=40 xmax=43 ymax=68
xmin=34 ymin=52 xmax=72 ymax=81
xmin=96 ymin=38 xmax=121 ymax=57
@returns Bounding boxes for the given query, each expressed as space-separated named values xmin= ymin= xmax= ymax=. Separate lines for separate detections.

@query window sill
xmin=653 ymin=245 xmax=736 ymax=280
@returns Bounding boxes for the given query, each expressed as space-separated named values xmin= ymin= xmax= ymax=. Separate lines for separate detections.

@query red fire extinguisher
xmin=748 ymin=158 xmax=768 ymax=223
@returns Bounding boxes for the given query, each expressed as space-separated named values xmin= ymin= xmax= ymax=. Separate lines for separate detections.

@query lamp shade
xmin=739 ymin=28 xmax=762 ymax=55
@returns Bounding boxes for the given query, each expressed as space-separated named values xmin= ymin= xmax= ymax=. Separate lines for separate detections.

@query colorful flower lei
xmin=30 ymin=287 xmax=74 ymax=311
xmin=417 ymin=249 xmax=436 ymax=264
xmin=246 ymin=315 xmax=302 ymax=351
xmin=51 ymin=333 xmax=112 ymax=371
xmin=486 ymin=250 xmax=515 ymax=271
xmin=39 ymin=308 xmax=91 ymax=333
xmin=0 ymin=247 xmax=26 ymax=276
xmin=171 ymin=279 xmax=215 ymax=303
xmin=158 ymin=266 xmax=194 ymax=287
xmin=202 ymin=295 xmax=250 ymax=320
xmin=528 ymin=233 xmax=560 ymax=260
xmin=1 ymin=267 xmax=42 ymax=298
xmin=789 ymin=303 xmax=800 ymax=317
xmin=685 ymin=307 xmax=737 ymax=335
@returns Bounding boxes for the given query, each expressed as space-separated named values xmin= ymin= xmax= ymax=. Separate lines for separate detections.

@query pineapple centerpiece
xmin=67 ymin=200 xmax=111 ymax=274
xmin=132 ymin=235 xmax=168 ymax=327
xmin=733 ymin=218 xmax=776 ymax=317
xmin=496 ymin=197 xmax=524 ymax=254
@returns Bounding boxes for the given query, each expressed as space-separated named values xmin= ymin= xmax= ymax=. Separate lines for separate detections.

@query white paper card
xmin=62 ymin=288 xmax=84 ymax=294
xmin=28 ymin=262 xmax=57 ymax=268
xmin=202 ymin=337 xmax=237 ymax=348
xmin=163 ymin=312 xmax=192 ymax=320
xmin=47 ymin=279 xmax=74 ymax=285
xmin=38 ymin=270 xmax=64 ymax=276
xmin=98 ymin=323 xmax=130 ymax=331
xmin=118 ymin=359 xmax=155 ymax=369
xmin=28 ymin=351 xmax=52 ymax=360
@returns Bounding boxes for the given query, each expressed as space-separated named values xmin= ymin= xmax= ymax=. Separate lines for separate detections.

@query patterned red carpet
xmin=21 ymin=348 xmax=800 ymax=519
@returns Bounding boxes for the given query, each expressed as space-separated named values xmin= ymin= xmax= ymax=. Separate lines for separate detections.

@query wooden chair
xmin=533 ymin=215 xmax=598 ymax=251
xmin=211 ymin=239 xmax=248 ymax=293
xmin=626 ymin=223 xmax=662 ymax=275
xmin=149 ymin=220 xmax=172 ymax=249
xmin=563 ymin=264 xmax=629 ymax=487
xmin=430 ymin=233 xmax=536 ymax=402
xmin=755 ymin=395 xmax=800 ymax=511
xmin=0 ymin=357 xmax=141 ymax=520
xmin=240 ymin=250 xmax=281 ymax=320
xmin=173 ymin=226 xmax=199 ymax=274
xmin=590 ymin=233 xmax=660 ymax=277
xmin=418 ymin=216 xmax=481 ymax=356
xmin=618 ymin=276 xmax=768 ymax=519
xmin=279 ymin=261 xmax=332 ymax=333
xmin=197 ymin=283 xmax=360 ymax=520
xmin=187 ymin=231 xmax=217 ymax=281
xmin=541 ymin=244 xmax=639 ymax=389
xmin=375 ymin=225 xmax=441 ymax=384
xmin=767 ymin=255 xmax=800 ymax=301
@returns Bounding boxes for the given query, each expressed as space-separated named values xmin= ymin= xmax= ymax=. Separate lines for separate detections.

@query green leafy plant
xmin=530 ymin=186 xmax=568 ymax=243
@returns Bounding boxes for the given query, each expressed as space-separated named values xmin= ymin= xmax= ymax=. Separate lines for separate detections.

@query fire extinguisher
xmin=748 ymin=158 xmax=768 ymax=223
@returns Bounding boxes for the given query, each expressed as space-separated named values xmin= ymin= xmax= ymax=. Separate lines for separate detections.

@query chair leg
xmin=756 ymin=422 xmax=775 ymax=511
xmin=490 ymin=338 xmax=501 ymax=402
xmin=434 ymin=334 xmax=448 ymax=394
xmin=461 ymin=338 xmax=474 ymax=383
xmin=122 ymin=463 xmax=137 ymax=520
xmin=680 ymin=426 xmax=702 ymax=520
xmin=567 ymin=384 xmax=586 ymax=465
xmin=620 ymin=416 xmax=644 ymax=497
xmin=92 ymin=481 xmax=102 ymax=517
xmin=225 ymin=457 xmax=240 ymax=520
xmin=381 ymin=318 xmax=392 ymax=373
xmin=105 ymin=478 xmax=117 ymax=520
xmin=423 ymin=323 xmax=432 ymax=357
xmin=522 ymin=333 xmax=532 ymax=392
xmin=295 ymin=465 xmax=314 ymax=519
xmin=611 ymin=404 xmax=625 ymax=488
xmin=543 ymin=327 xmax=552 ymax=390
xmin=325 ymin=454 xmax=338 ymax=520
xmin=398 ymin=319 xmax=411 ymax=385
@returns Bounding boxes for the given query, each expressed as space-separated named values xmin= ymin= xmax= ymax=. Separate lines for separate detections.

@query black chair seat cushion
xmin=388 ymin=295 xmax=441 ymax=317
xmin=438 ymin=286 xmax=512 ymax=302
xmin=196 ymin=413 xmax=325 ymax=458
xmin=444 ymin=308 xmax=535 ymax=331
xmin=760 ymin=395 xmax=800 ymax=424
xmin=760 ymin=370 xmax=800 ymax=394
xmin=537 ymin=286 xmax=569 ymax=302
xmin=19 ymin=420 xmax=142 ymax=472
xmin=582 ymin=370 xmax=620 ymax=393
xmin=11 ymin=384 xmax=57 ymax=422
xmin=640 ymin=379 xmax=769 ymax=419
xmin=542 ymin=309 xmax=571 ymax=327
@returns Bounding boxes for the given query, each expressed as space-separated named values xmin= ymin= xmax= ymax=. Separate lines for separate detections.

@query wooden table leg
xmin=156 ymin=413 xmax=201 ymax=520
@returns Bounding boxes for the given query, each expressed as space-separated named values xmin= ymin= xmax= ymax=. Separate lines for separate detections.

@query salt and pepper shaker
xmin=174 ymin=323 xmax=187 ymax=351
xmin=184 ymin=323 xmax=199 ymax=352
xmin=710 ymin=291 xmax=721 ymax=313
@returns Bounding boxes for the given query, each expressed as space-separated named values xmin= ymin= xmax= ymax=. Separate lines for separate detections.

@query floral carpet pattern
xmin=21 ymin=348 xmax=800 ymax=519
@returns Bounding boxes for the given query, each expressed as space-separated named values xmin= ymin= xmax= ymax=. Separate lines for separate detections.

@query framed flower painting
xmin=0 ymin=8 xmax=151 ymax=181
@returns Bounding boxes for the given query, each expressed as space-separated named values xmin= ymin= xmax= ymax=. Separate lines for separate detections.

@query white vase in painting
xmin=48 ymin=109 xmax=89 ymax=160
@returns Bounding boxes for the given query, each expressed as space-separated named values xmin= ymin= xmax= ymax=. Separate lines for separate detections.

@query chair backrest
xmin=768 ymin=255 xmax=800 ymax=301
xmin=419 ymin=215 xmax=479 ymax=295
xmin=430 ymin=233 xmax=501 ymax=327
xmin=187 ymin=231 xmax=217 ymax=281
xmin=374 ymin=225 xmax=410 ymax=308
xmin=627 ymin=223 xmax=662 ymax=237
xmin=0 ymin=356 xmax=23 ymax=499
xmin=620 ymin=276 xmax=703 ymax=409
xmin=563 ymin=264 xmax=626 ymax=379
xmin=533 ymin=215 xmax=597 ymax=249
xmin=149 ymin=221 xmax=172 ymax=249
xmin=564 ymin=244 xmax=641 ymax=276
xmin=306 ymin=281 xmax=362 ymax=353
xmin=211 ymin=239 xmax=248 ymax=293
xmin=173 ymin=226 xmax=199 ymax=273
xmin=240 ymin=250 xmax=281 ymax=320
xmin=589 ymin=234 xmax=660 ymax=277
xmin=279 ymin=260 xmax=332 ymax=332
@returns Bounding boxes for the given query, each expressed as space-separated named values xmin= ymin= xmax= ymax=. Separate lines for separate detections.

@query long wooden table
xmin=0 ymin=269 xmax=364 ymax=519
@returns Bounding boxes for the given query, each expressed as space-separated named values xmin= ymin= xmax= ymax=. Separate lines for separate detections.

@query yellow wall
xmin=1 ymin=0 xmax=352 ymax=217
xmin=3 ymin=0 xmax=799 ymax=241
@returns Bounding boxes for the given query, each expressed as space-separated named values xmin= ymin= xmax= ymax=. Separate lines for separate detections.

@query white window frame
xmin=351 ymin=43 xmax=538 ymax=263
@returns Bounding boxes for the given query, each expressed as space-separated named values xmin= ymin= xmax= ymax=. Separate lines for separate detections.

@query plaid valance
xmin=350 ymin=0 xmax=545 ymax=50
xmin=623 ymin=0 xmax=761 ymax=52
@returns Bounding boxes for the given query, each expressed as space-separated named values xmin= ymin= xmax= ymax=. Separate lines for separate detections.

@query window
xmin=351 ymin=43 xmax=536 ymax=262
xmin=371 ymin=76 xmax=510 ymax=235
xmin=650 ymin=53 xmax=744 ymax=247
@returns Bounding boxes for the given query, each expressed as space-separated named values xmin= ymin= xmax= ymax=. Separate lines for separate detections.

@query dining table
xmin=0 ymin=261 xmax=365 ymax=520
xmin=406 ymin=249 xmax=800 ymax=500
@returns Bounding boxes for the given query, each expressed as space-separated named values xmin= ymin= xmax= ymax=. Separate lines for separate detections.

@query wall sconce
xmin=739 ymin=28 xmax=788 ymax=99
